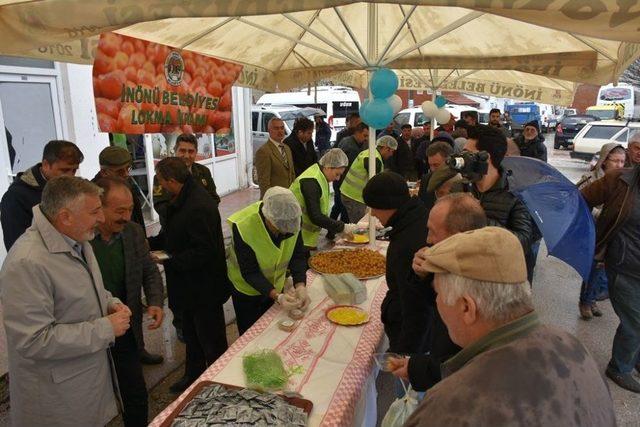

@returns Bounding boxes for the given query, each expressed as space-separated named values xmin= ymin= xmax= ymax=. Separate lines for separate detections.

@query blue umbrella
xmin=502 ymin=156 xmax=595 ymax=281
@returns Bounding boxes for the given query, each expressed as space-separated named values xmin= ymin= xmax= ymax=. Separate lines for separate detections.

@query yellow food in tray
xmin=326 ymin=306 xmax=370 ymax=326
xmin=350 ymin=233 xmax=369 ymax=244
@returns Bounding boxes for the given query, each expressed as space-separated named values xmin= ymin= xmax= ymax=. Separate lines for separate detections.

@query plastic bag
xmin=242 ymin=349 xmax=289 ymax=392
xmin=381 ymin=381 xmax=420 ymax=427
xmin=242 ymin=349 xmax=304 ymax=392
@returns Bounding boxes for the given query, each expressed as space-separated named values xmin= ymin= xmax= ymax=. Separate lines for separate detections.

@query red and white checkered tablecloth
xmin=149 ymin=247 xmax=388 ymax=427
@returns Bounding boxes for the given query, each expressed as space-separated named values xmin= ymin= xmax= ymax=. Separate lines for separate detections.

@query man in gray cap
xmin=94 ymin=146 xmax=165 ymax=366
xmin=94 ymin=146 xmax=145 ymax=228
xmin=403 ymin=227 xmax=615 ymax=427
xmin=340 ymin=135 xmax=397 ymax=222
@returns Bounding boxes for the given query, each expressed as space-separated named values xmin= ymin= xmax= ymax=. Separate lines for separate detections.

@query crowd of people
xmin=0 ymin=102 xmax=637 ymax=426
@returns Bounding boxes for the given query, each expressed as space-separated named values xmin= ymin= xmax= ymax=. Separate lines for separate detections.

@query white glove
xmin=294 ymin=285 xmax=311 ymax=311
xmin=339 ymin=223 xmax=358 ymax=238
xmin=277 ymin=293 xmax=299 ymax=310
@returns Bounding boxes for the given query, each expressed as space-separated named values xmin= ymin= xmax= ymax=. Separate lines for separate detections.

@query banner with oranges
xmin=93 ymin=33 xmax=243 ymax=135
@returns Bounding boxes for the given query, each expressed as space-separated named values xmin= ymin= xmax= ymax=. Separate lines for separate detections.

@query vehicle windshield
xmin=587 ymin=109 xmax=617 ymax=120
xmin=583 ymin=125 xmax=625 ymax=140
xmin=332 ymin=101 xmax=359 ymax=118
xmin=562 ymin=116 xmax=598 ymax=125
xmin=599 ymin=87 xmax=631 ymax=101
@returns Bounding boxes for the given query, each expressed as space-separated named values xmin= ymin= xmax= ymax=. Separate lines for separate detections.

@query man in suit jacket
xmin=0 ymin=176 xmax=129 ymax=426
xmin=91 ymin=177 xmax=165 ymax=426
xmin=255 ymin=117 xmax=295 ymax=198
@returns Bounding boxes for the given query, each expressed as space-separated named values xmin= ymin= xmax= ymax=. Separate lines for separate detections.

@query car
xmin=571 ymin=120 xmax=639 ymax=161
xmin=554 ymin=114 xmax=599 ymax=149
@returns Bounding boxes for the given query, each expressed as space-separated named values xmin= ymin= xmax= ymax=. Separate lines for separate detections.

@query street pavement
xmin=536 ymin=133 xmax=640 ymax=426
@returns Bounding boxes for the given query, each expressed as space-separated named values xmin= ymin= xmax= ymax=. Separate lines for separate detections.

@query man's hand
xmin=294 ymin=283 xmax=311 ymax=311
xmin=412 ymin=247 xmax=430 ymax=278
xmin=108 ymin=310 xmax=131 ymax=337
xmin=108 ymin=302 xmax=132 ymax=316
xmin=388 ymin=356 xmax=409 ymax=381
xmin=147 ymin=306 xmax=164 ymax=330
xmin=150 ymin=251 xmax=165 ymax=264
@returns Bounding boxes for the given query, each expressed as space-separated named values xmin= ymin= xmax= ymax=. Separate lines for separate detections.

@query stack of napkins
xmin=323 ymin=273 xmax=367 ymax=305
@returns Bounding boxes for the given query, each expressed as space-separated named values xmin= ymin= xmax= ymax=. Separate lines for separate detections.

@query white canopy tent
xmin=1 ymin=0 xmax=638 ymax=241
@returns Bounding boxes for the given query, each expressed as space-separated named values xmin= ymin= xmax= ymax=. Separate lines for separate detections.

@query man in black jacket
xmin=151 ymin=157 xmax=231 ymax=393
xmin=284 ymin=117 xmax=318 ymax=177
xmin=1 ymin=140 xmax=83 ymax=250
xmin=515 ymin=120 xmax=547 ymax=162
xmin=389 ymin=193 xmax=487 ymax=391
xmin=386 ymin=124 xmax=415 ymax=179
xmin=464 ymin=125 xmax=538 ymax=281
xmin=363 ymin=172 xmax=429 ymax=354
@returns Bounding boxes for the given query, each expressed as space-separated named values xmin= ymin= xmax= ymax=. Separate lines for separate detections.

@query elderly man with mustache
xmin=91 ymin=176 xmax=165 ymax=427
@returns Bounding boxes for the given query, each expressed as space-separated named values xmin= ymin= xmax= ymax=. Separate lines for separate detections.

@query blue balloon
xmin=435 ymin=95 xmax=447 ymax=108
xmin=361 ymin=98 xmax=394 ymax=129
xmin=370 ymin=68 xmax=398 ymax=99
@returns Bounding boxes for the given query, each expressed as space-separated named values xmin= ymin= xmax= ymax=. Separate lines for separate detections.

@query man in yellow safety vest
xmin=227 ymin=187 xmax=310 ymax=334
xmin=341 ymin=135 xmax=397 ymax=222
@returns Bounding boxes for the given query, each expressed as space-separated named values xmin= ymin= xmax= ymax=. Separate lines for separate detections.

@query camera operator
xmin=457 ymin=125 xmax=538 ymax=282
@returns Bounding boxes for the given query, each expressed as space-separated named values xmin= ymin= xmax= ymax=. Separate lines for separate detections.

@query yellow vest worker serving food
xmin=227 ymin=187 xmax=310 ymax=334
xmin=290 ymin=148 xmax=359 ymax=248
xmin=341 ymin=135 xmax=397 ymax=222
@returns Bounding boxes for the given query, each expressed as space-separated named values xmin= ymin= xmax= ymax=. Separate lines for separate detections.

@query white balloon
xmin=436 ymin=108 xmax=452 ymax=125
xmin=421 ymin=101 xmax=438 ymax=118
xmin=389 ymin=94 xmax=403 ymax=114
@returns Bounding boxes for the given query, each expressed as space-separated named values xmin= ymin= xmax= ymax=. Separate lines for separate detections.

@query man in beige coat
xmin=0 ymin=176 xmax=131 ymax=426
xmin=255 ymin=117 xmax=295 ymax=198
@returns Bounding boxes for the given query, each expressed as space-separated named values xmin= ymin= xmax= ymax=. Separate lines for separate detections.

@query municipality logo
xmin=164 ymin=51 xmax=184 ymax=86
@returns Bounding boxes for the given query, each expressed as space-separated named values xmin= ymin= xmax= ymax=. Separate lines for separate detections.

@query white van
xmin=394 ymin=105 xmax=478 ymax=127
xmin=250 ymin=104 xmax=323 ymax=155
xmin=257 ymin=86 xmax=360 ymax=142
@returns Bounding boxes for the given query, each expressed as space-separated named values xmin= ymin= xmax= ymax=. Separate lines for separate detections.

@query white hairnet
xmin=377 ymin=135 xmax=398 ymax=150
xmin=318 ymin=148 xmax=349 ymax=168
xmin=262 ymin=187 xmax=302 ymax=234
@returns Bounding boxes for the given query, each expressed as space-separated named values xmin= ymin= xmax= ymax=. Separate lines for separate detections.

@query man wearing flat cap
xmin=94 ymin=146 xmax=164 ymax=366
xmin=94 ymin=146 xmax=145 ymax=228
xmin=404 ymin=227 xmax=615 ymax=427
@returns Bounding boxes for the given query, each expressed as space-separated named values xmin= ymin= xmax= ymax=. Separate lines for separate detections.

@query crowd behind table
xmin=0 ymin=107 xmax=639 ymax=426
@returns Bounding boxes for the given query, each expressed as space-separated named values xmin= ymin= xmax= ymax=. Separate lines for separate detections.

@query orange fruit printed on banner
xmin=93 ymin=33 xmax=244 ymax=135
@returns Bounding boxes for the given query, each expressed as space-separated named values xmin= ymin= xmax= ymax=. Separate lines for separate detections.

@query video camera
xmin=446 ymin=151 xmax=489 ymax=182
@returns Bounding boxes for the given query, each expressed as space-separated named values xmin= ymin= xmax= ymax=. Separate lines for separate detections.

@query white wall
xmin=59 ymin=63 xmax=109 ymax=179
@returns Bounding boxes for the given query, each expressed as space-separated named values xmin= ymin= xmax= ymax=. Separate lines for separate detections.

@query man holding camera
xmin=459 ymin=125 xmax=538 ymax=282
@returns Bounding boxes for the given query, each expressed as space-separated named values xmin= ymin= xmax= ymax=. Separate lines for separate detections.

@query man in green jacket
xmin=403 ymin=227 xmax=615 ymax=427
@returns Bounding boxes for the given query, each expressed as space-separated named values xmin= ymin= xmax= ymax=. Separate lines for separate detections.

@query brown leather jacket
xmin=581 ymin=166 xmax=639 ymax=258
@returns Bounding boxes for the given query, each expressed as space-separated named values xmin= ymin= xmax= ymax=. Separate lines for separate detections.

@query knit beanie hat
xmin=524 ymin=120 xmax=540 ymax=133
xmin=362 ymin=171 xmax=410 ymax=209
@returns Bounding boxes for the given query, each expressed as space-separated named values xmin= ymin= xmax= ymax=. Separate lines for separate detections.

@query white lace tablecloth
xmin=150 ymin=245 xmax=389 ymax=427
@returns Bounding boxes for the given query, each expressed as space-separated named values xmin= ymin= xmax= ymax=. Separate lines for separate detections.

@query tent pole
xmin=367 ymin=2 xmax=378 ymax=247
xmin=430 ymin=87 xmax=437 ymax=140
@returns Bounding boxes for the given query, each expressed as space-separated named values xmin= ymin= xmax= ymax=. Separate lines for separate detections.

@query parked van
xmin=250 ymin=104 xmax=323 ymax=155
xmin=257 ymin=86 xmax=360 ymax=142
xmin=394 ymin=105 xmax=477 ymax=128
xmin=571 ymin=120 xmax=636 ymax=161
